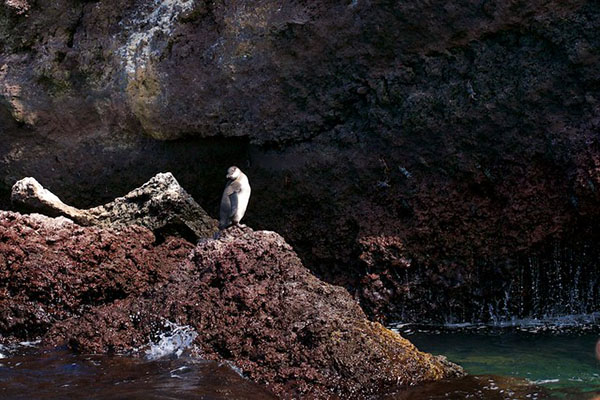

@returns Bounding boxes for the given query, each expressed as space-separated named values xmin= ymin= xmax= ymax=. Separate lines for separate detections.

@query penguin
xmin=219 ymin=166 xmax=251 ymax=230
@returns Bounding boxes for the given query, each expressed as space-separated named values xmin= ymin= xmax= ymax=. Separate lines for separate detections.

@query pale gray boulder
xmin=11 ymin=173 xmax=218 ymax=241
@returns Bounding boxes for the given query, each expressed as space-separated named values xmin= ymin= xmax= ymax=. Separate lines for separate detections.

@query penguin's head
xmin=226 ymin=166 xmax=241 ymax=180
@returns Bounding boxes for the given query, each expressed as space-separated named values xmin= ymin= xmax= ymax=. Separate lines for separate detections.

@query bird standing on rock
xmin=219 ymin=166 xmax=251 ymax=230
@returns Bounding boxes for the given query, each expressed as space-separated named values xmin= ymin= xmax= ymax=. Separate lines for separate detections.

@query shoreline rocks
xmin=0 ymin=210 xmax=463 ymax=398
xmin=0 ymin=211 xmax=194 ymax=339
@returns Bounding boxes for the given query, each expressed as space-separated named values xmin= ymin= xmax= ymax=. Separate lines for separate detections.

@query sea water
xmin=391 ymin=315 xmax=600 ymax=399
xmin=0 ymin=326 xmax=275 ymax=400
xmin=2 ymin=317 xmax=599 ymax=399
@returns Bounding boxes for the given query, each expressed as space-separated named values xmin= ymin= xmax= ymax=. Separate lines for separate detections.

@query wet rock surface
xmin=11 ymin=173 xmax=217 ymax=241
xmin=0 ymin=211 xmax=194 ymax=339
xmin=0 ymin=214 xmax=462 ymax=398
xmin=1 ymin=0 xmax=600 ymax=322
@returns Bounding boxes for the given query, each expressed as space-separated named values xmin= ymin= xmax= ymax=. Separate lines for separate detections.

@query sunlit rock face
xmin=0 ymin=213 xmax=463 ymax=398
xmin=1 ymin=0 xmax=600 ymax=322
xmin=0 ymin=211 xmax=194 ymax=339
xmin=11 ymin=173 xmax=218 ymax=241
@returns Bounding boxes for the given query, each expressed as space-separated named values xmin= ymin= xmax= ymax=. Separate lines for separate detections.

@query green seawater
xmin=392 ymin=320 xmax=600 ymax=399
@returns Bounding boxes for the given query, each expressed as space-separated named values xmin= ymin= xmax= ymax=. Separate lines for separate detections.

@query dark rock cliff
xmin=1 ymin=0 xmax=599 ymax=322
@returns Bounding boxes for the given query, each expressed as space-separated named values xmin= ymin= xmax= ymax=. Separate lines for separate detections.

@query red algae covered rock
xmin=180 ymin=227 xmax=463 ymax=397
xmin=0 ymin=211 xmax=193 ymax=339
xmin=0 ymin=211 xmax=462 ymax=397
xmin=49 ymin=225 xmax=463 ymax=398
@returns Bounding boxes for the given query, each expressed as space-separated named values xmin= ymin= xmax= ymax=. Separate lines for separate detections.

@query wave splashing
xmin=145 ymin=321 xmax=198 ymax=360
xmin=392 ymin=312 xmax=600 ymax=335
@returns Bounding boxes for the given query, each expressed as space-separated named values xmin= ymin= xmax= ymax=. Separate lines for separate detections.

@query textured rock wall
xmin=1 ymin=0 xmax=600 ymax=321
xmin=0 ymin=211 xmax=194 ymax=338
xmin=0 ymin=213 xmax=463 ymax=398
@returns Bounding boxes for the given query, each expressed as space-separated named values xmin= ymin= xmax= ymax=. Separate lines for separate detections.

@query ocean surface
xmin=0 ymin=324 xmax=276 ymax=400
xmin=1 ymin=315 xmax=599 ymax=399
xmin=391 ymin=313 xmax=600 ymax=399
xmin=0 ymin=343 xmax=276 ymax=400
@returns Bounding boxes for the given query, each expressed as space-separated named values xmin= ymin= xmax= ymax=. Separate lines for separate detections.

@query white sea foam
xmin=391 ymin=312 xmax=600 ymax=334
xmin=169 ymin=365 xmax=191 ymax=379
xmin=480 ymin=312 xmax=600 ymax=329
xmin=530 ymin=378 xmax=560 ymax=385
xmin=224 ymin=360 xmax=246 ymax=379
xmin=18 ymin=340 xmax=41 ymax=348
xmin=145 ymin=321 xmax=198 ymax=360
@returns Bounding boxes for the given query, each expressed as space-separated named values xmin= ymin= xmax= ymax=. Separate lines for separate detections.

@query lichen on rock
xmin=119 ymin=0 xmax=195 ymax=139
xmin=3 ymin=0 xmax=30 ymax=15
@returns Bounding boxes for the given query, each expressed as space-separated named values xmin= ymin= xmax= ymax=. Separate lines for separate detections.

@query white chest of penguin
xmin=232 ymin=173 xmax=250 ymax=220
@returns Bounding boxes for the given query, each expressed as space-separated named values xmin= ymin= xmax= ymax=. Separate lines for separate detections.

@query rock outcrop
xmin=0 ymin=211 xmax=194 ymax=338
xmin=0 ymin=213 xmax=462 ymax=398
xmin=11 ymin=173 xmax=218 ymax=241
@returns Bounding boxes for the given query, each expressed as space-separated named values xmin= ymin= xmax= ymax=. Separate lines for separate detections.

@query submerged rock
xmin=11 ymin=173 xmax=218 ymax=241
xmin=0 ymin=213 xmax=463 ymax=398
xmin=386 ymin=374 xmax=549 ymax=400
